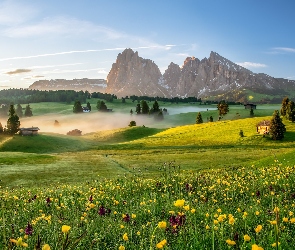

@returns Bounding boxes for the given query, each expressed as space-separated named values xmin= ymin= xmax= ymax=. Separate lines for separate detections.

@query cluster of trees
xmin=131 ymin=100 xmax=165 ymax=120
xmin=73 ymin=101 xmax=92 ymax=113
xmin=280 ymin=97 xmax=295 ymax=122
xmin=0 ymin=89 xmax=89 ymax=104
xmin=0 ymin=104 xmax=33 ymax=117
xmin=0 ymin=105 xmax=21 ymax=135
xmin=91 ymin=92 xmax=117 ymax=102
xmin=128 ymin=95 xmax=201 ymax=104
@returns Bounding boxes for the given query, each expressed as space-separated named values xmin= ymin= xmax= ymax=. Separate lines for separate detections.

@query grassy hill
xmin=1 ymin=108 xmax=295 ymax=188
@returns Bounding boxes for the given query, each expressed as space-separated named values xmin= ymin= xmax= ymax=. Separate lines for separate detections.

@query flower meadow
xmin=1 ymin=161 xmax=295 ymax=249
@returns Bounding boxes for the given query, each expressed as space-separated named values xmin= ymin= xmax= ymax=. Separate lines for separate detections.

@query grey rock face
xmin=106 ymin=48 xmax=168 ymax=97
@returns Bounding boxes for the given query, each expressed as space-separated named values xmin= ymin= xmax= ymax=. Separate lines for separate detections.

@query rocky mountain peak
xmin=106 ymin=48 xmax=168 ymax=97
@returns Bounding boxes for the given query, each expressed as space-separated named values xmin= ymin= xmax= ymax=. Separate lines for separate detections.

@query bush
xmin=67 ymin=129 xmax=82 ymax=136
xmin=129 ymin=121 xmax=136 ymax=127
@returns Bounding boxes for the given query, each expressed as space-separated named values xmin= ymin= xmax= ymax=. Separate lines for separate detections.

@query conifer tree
xmin=286 ymin=101 xmax=295 ymax=121
xmin=196 ymin=112 xmax=203 ymax=124
xmin=0 ymin=122 xmax=3 ymax=133
xmin=97 ymin=101 xmax=107 ymax=111
xmin=280 ymin=97 xmax=289 ymax=116
xmin=209 ymin=116 xmax=213 ymax=122
xmin=250 ymin=108 xmax=254 ymax=117
xmin=217 ymin=100 xmax=229 ymax=116
xmin=73 ymin=101 xmax=83 ymax=113
xmin=86 ymin=102 xmax=92 ymax=111
xmin=141 ymin=100 xmax=149 ymax=114
xmin=24 ymin=104 xmax=33 ymax=117
xmin=6 ymin=104 xmax=20 ymax=135
xmin=16 ymin=104 xmax=23 ymax=117
xmin=136 ymin=104 xmax=141 ymax=114
xmin=269 ymin=110 xmax=286 ymax=140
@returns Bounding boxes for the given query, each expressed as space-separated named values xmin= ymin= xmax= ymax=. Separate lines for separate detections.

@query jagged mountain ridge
xmin=106 ymin=49 xmax=295 ymax=100
xmin=29 ymin=78 xmax=107 ymax=92
xmin=29 ymin=49 xmax=295 ymax=102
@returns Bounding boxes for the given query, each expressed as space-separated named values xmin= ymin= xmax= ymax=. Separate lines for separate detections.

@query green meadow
xmin=0 ymin=100 xmax=288 ymax=188
xmin=2 ymin=99 xmax=295 ymax=249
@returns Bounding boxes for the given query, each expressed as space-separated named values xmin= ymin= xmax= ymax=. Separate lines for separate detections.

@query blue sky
xmin=0 ymin=0 xmax=294 ymax=89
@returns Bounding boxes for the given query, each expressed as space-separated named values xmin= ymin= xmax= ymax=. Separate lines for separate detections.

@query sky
xmin=0 ymin=0 xmax=294 ymax=90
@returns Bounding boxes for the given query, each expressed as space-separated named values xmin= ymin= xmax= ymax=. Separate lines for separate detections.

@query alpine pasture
xmin=1 ymin=99 xmax=295 ymax=249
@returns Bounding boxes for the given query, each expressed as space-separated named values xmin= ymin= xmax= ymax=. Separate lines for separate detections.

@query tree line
xmin=0 ymin=89 xmax=89 ymax=104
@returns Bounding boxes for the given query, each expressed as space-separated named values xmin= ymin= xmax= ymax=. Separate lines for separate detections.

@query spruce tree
xmin=16 ymin=104 xmax=23 ymax=117
xmin=0 ymin=122 xmax=3 ymax=133
xmin=152 ymin=100 xmax=160 ymax=113
xmin=87 ymin=102 xmax=92 ymax=111
xmin=269 ymin=110 xmax=286 ymax=140
xmin=196 ymin=112 xmax=203 ymax=124
xmin=217 ymin=100 xmax=229 ymax=116
xmin=73 ymin=101 xmax=83 ymax=113
xmin=250 ymin=108 xmax=254 ymax=117
xmin=141 ymin=100 xmax=149 ymax=114
xmin=280 ymin=97 xmax=289 ymax=116
xmin=24 ymin=104 xmax=33 ymax=117
xmin=286 ymin=101 xmax=295 ymax=121
xmin=97 ymin=101 xmax=107 ymax=111
xmin=209 ymin=116 xmax=213 ymax=122
xmin=136 ymin=104 xmax=141 ymax=114
xmin=6 ymin=104 xmax=20 ymax=135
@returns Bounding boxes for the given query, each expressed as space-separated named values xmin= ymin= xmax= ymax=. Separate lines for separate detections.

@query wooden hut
xmin=256 ymin=120 xmax=270 ymax=134
xmin=20 ymin=127 xmax=40 ymax=136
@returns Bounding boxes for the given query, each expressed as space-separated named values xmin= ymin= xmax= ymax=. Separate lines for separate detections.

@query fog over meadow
xmin=8 ymin=106 xmax=216 ymax=135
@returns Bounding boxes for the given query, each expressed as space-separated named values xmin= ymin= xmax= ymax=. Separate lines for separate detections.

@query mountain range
xmin=29 ymin=49 xmax=295 ymax=102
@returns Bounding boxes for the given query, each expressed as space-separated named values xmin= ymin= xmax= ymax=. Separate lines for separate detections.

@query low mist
xmin=19 ymin=112 xmax=163 ymax=135
xmin=0 ymin=106 xmax=217 ymax=136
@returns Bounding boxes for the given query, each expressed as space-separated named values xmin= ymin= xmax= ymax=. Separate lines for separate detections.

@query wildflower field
xmin=1 ymin=161 xmax=295 ymax=249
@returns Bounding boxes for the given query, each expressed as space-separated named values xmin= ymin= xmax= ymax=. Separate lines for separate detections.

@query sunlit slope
xmin=0 ymin=133 xmax=96 ymax=153
xmin=84 ymin=126 xmax=163 ymax=143
xmin=128 ymin=117 xmax=295 ymax=147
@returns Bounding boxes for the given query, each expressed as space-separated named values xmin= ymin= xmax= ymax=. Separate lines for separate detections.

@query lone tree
xmin=152 ymin=100 xmax=160 ymax=113
xmin=136 ymin=103 xmax=141 ymax=114
xmin=16 ymin=104 xmax=23 ymax=117
xmin=196 ymin=112 xmax=203 ymax=124
xmin=6 ymin=104 xmax=20 ymax=135
xmin=209 ymin=116 xmax=213 ymax=122
xmin=286 ymin=100 xmax=295 ymax=122
xmin=141 ymin=100 xmax=149 ymax=114
xmin=73 ymin=101 xmax=83 ymax=113
xmin=24 ymin=104 xmax=33 ymax=117
xmin=250 ymin=108 xmax=254 ymax=117
xmin=217 ymin=100 xmax=229 ymax=116
xmin=86 ymin=102 xmax=92 ymax=111
xmin=0 ymin=122 xmax=3 ymax=133
xmin=128 ymin=120 xmax=136 ymax=127
xmin=269 ymin=110 xmax=286 ymax=140
xmin=130 ymin=109 xmax=133 ymax=115
xmin=280 ymin=97 xmax=289 ymax=116
xmin=97 ymin=100 xmax=107 ymax=111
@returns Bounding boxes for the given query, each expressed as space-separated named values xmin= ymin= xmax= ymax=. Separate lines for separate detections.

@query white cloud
xmin=0 ymin=0 xmax=38 ymax=25
xmin=0 ymin=45 xmax=178 ymax=62
xmin=4 ymin=16 xmax=124 ymax=39
xmin=272 ymin=47 xmax=295 ymax=53
xmin=236 ymin=62 xmax=267 ymax=68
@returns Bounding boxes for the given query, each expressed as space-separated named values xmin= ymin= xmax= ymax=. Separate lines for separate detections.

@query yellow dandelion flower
xmin=283 ymin=217 xmax=288 ymax=222
xmin=156 ymin=239 xmax=167 ymax=249
xmin=136 ymin=231 xmax=140 ymax=235
xmin=158 ymin=221 xmax=167 ymax=229
xmin=244 ymin=234 xmax=251 ymax=241
xmin=271 ymin=242 xmax=280 ymax=247
xmin=226 ymin=239 xmax=236 ymax=246
xmin=118 ymin=245 xmax=125 ymax=250
xmin=255 ymin=225 xmax=262 ymax=233
xmin=132 ymin=214 xmax=136 ymax=219
xmin=191 ymin=208 xmax=196 ymax=213
xmin=290 ymin=218 xmax=295 ymax=223
xmin=123 ymin=233 xmax=128 ymax=241
xmin=205 ymin=225 xmax=210 ymax=230
xmin=61 ymin=225 xmax=71 ymax=234
xmin=42 ymin=244 xmax=51 ymax=250
xmin=252 ymin=244 xmax=264 ymax=250
xmin=174 ymin=199 xmax=185 ymax=207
